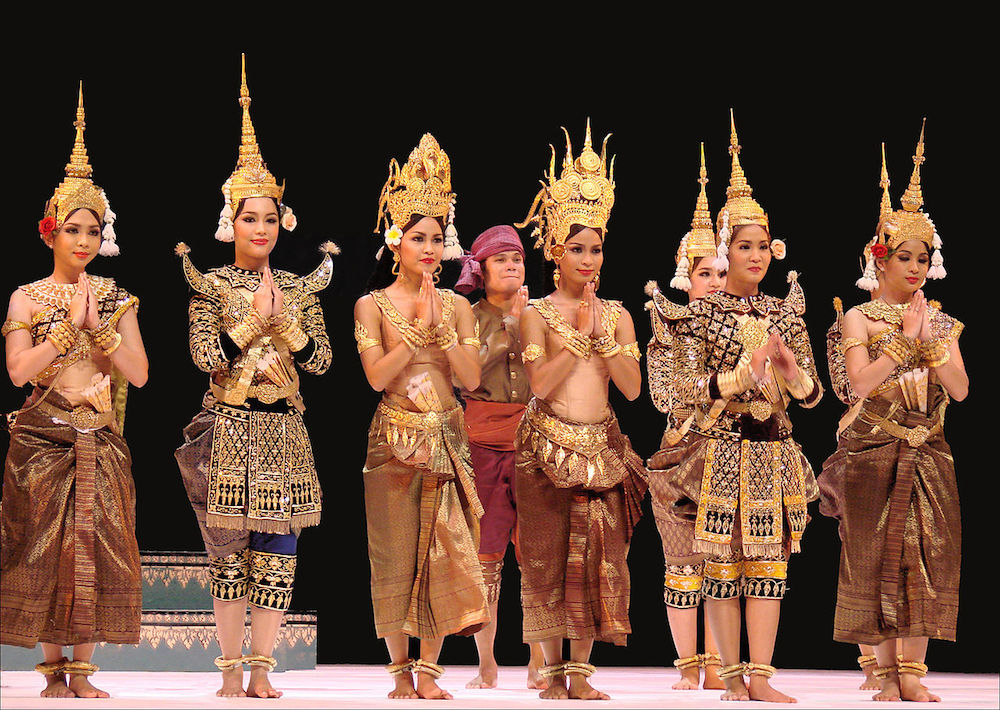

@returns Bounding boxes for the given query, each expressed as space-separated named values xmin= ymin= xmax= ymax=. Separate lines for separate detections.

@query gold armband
xmin=46 ymin=319 xmax=80 ymax=356
xmin=272 ymin=315 xmax=309 ymax=352
xmin=354 ymin=321 xmax=380 ymax=354
xmin=523 ymin=342 xmax=545 ymax=362
xmin=784 ymin=367 xmax=815 ymax=400
xmin=622 ymin=342 xmax=642 ymax=361
xmin=921 ymin=338 xmax=950 ymax=368
xmin=228 ymin=310 xmax=266 ymax=350
xmin=717 ymin=358 xmax=755 ymax=399
xmin=592 ymin=334 xmax=621 ymax=358
xmin=435 ymin=325 xmax=459 ymax=351
xmin=883 ymin=332 xmax=918 ymax=366
xmin=1 ymin=319 xmax=29 ymax=337
xmin=840 ymin=337 xmax=867 ymax=354
xmin=461 ymin=336 xmax=481 ymax=347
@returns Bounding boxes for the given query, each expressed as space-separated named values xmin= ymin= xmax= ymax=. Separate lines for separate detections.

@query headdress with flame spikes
xmin=374 ymin=133 xmax=461 ymax=260
xmin=670 ymin=143 xmax=719 ymax=291
xmin=713 ymin=109 xmax=784 ymax=270
xmin=515 ymin=119 xmax=615 ymax=262
xmin=856 ymin=143 xmax=895 ymax=290
xmin=861 ymin=119 xmax=944 ymax=288
xmin=215 ymin=54 xmax=297 ymax=242
xmin=41 ymin=83 xmax=120 ymax=256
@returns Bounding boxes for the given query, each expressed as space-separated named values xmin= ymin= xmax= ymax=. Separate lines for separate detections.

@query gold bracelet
xmin=592 ymin=334 xmax=621 ymax=358
xmin=883 ymin=332 xmax=917 ymax=366
xmin=46 ymin=319 xmax=79 ymax=355
xmin=621 ymin=342 xmax=642 ymax=361
xmin=435 ymin=325 xmax=458 ymax=351
xmin=717 ymin=361 xmax=755 ymax=398
xmin=101 ymin=331 xmax=123 ymax=356
xmin=921 ymin=338 xmax=950 ymax=368
xmin=228 ymin=310 xmax=266 ymax=350
xmin=272 ymin=315 xmax=309 ymax=352
xmin=784 ymin=367 xmax=814 ymax=400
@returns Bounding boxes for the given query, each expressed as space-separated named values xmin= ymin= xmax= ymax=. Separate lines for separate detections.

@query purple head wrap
xmin=455 ymin=225 xmax=525 ymax=294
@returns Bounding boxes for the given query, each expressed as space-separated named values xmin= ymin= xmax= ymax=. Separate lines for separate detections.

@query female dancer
xmin=175 ymin=57 xmax=333 ymax=699
xmin=2 ymin=85 xmax=147 ymax=698
xmin=454 ymin=225 xmax=548 ymax=690
xmin=645 ymin=144 xmax=724 ymax=691
xmin=514 ymin=122 xmax=648 ymax=701
xmin=355 ymin=133 xmax=489 ymax=700
xmin=664 ymin=112 xmax=822 ymax=703
xmin=834 ymin=123 xmax=966 ymax=703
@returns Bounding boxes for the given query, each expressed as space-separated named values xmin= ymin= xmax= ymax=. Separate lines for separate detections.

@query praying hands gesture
xmin=415 ymin=271 xmax=444 ymax=328
xmin=253 ymin=266 xmax=285 ymax=321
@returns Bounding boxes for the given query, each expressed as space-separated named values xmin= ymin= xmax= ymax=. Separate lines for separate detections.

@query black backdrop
xmin=2 ymin=45 xmax=987 ymax=673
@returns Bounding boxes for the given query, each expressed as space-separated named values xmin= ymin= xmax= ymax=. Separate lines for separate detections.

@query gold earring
xmin=433 ymin=264 xmax=442 ymax=284
xmin=553 ymin=268 xmax=561 ymax=288
xmin=391 ymin=252 xmax=400 ymax=276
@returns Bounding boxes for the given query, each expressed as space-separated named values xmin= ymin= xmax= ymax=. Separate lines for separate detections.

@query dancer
xmin=174 ymin=56 xmax=334 ymax=699
xmin=644 ymin=144 xmax=724 ymax=691
xmin=454 ymin=225 xmax=548 ymax=690
xmin=514 ymin=122 xmax=648 ymax=700
xmin=355 ymin=133 xmax=489 ymax=700
xmin=1 ymin=85 xmax=147 ymax=698
xmin=833 ymin=122 xmax=966 ymax=703
xmin=663 ymin=111 xmax=823 ymax=703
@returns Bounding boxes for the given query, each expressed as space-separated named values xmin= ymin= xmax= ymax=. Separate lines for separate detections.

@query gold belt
xmin=874 ymin=417 xmax=942 ymax=448
xmin=36 ymin=400 xmax=115 ymax=431
xmin=724 ymin=399 xmax=783 ymax=422
xmin=376 ymin=401 xmax=457 ymax=429
xmin=524 ymin=399 xmax=611 ymax=457
xmin=212 ymin=379 xmax=298 ymax=406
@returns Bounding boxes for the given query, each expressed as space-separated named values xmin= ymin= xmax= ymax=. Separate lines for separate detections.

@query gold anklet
xmin=718 ymin=663 xmax=746 ymax=680
xmin=701 ymin=652 xmax=722 ymax=668
xmin=243 ymin=654 xmax=277 ymax=672
xmin=897 ymin=661 xmax=928 ymax=678
xmin=34 ymin=658 xmax=68 ymax=676
xmin=563 ymin=662 xmax=596 ymax=678
xmin=539 ymin=662 xmax=566 ymax=678
xmin=63 ymin=660 xmax=99 ymax=677
xmin=744 ymin=662 xmax=775 ymax=678
xmin=857 ymin=654 xmax=878 ymax=670
xmin=214 ymin=655 xmax=245 ymax=671
xmin=411 ymin=659 xmax=444 ymax=679
xmin=673 ymin=654 xmax=702 ymax=670
xmin=385 ymin=658 xmax=415 ymax=675
xmin=872 ymin=665 xmax=897 ymax=680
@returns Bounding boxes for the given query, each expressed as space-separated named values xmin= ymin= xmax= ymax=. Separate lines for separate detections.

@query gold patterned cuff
xmin=592 ymin=334 xmax=621 ymax=358
xmin=522 ymin=342 xmax=545 ymax=362
xmin=784 ymin=368 xmax=815 ymax=400
xmin=354 ymin=320 xmax=381 ymax=354
xmin=921 ymin=338 xmax=950 ymax=368
xmin=717 ymin=361 xmax=755 ymax=399
xmin=46 ymin=319 xmax=79 ymax=356
xmin=883 ymin=332 xmax=917 ymax=366
xmin=1 ymin=319 xmax=29 ymax=337
xmin=622 ymin=341 xmax=641 ymax=361
xmin=435 ymin=325 xmax=459 ymax=351
xmin=272 ymin=315 xmax=309 ymax=352
xmin=228 ymin=310 xmax=266 ymax=350
xmin=248 ymin=550 xmax=296 ymax=612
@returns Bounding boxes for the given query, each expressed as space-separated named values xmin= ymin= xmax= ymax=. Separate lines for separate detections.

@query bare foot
xmin=67 ymin=675 xmax=110 ymax=699
xmin=527 ymin=662 xmax=550 ymax=690
xmin=861 ymin=667 xmax=881 ymax=691
xmin=246 ymin=667 xmax=283 ymax=699
xmin=567 ymin=675 xmax=610 ymax=700
xmin=466 ymin=660 xmax=498 ymax=689
xmin=388 ymin=672 xmax=419 ymax=699
xmin=900 ymin=674 xmax=940 ymax=702
xmin=217 ymin=666 xmax=247 ymax=697
xmin=703 ymin=665 xmax=725 ymax=690
xmin=720 ymin=677 xmax=750 ymax=701
xmin=672 ymin=665 xmax=700 ymax=690
xmin=40 ymin=675 xmax=75 ymax=698
xmin=415 ymin=673 xmax=453 ymax=700
xmin=748 ymin=675 xmax=796 ymax=703
xmin=873 ymin=677 xmax=901 ymax=702
xmin=539 ymin=674 xmax=569 ymax=699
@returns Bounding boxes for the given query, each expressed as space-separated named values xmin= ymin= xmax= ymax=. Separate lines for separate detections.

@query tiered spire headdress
xmin=670 ymin=143 xmax=719 ymax=291
xmin=713 ymin=109 xmax=784 ymax=270
xmin=39 ymin=83 xmax=120 ymax=256
xmin=516 ymin=119 xmax=615 ymax=262
xmin=374 ymin=133 xmax=461 ymax=260
xmin=215 ymin=54 xmax=296 ymax=241
xmin=856 ymin=120 xmax=944 ymax=290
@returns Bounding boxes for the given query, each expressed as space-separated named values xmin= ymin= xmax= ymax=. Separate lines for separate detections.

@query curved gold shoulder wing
xmin=300 ymin=252 xmax=335 ymax=294
xmin=177 ymin=249 xmax=216 ymax=297
xmin=651 ymin=290 xmax=692 ymax=321
xmin=782 ymin=274 xmax=806 ymax=316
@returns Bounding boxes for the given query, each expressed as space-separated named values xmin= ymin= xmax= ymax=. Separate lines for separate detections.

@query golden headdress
xmin=374 ymin=133 xmax=461 ymax=260
xmin=670 ymin=143 xmax=719 ymax=291
xmin=516 ymin=119 xmax=615 ymax=262
xmin=713 ymin=109 xmax=783 ymax=270
xmin=856 ymin=120 xmax=945 ymax=290
xmin=215 ymin=55 xmax=296 ymax=242
xmin=40 ymin=83 xmax=119 ymax=256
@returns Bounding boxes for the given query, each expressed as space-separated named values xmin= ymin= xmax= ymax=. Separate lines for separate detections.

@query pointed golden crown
xmin=375 ymin=133 xmax=455 ymax=233
xmin=877 ymin=119 xmax=934 ymax=250
xmin=516 ymin=119 xmax=615 ymax=261
xmin=44 ymin=83 xmax=107 ymax=226
xmin=878 ymin=142 xmax=892 ymax=224
xmin=678 ymin=142 xmax=718 ymax=264
xmin=717 ymin=109 xmax=768 ymax=231
xmin=224 ymin=54 xmax=284 ymax=211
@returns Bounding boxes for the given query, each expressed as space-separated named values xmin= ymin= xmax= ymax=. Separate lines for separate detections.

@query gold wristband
xmin=273 ymin=315 xmax=309 ymax=352
xmin=101 ymin=331 xmax=123 ymax=356
xmin=622 ymin=342 xmax=642 ymax=361
xmin=717 ymin=361 xmax=755 ymax=399
xmin=592 ymin=334 xmax=620 ymax=358
xmin=883 ymin=332 xmax=917 ymax=366
xmin=46 ymin=319 xmax=79 ymax=356
xmin=229 ymin=310 xmax=266 ymax=350
xmin=435 ymin=325 xmax=458 ymax=351
xmin=921 ymin=338 xmax=950 ymax=368
xmin=785 ymin=368 xmax=814 ymax=400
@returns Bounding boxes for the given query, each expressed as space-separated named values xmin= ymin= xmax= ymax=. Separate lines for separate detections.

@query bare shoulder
xmin=7 ymin=288 xmax=34 ymax=320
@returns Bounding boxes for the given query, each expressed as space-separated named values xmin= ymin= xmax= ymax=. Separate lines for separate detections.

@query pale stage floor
xmin=1 ymin=665 xmax=997 ymax=709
